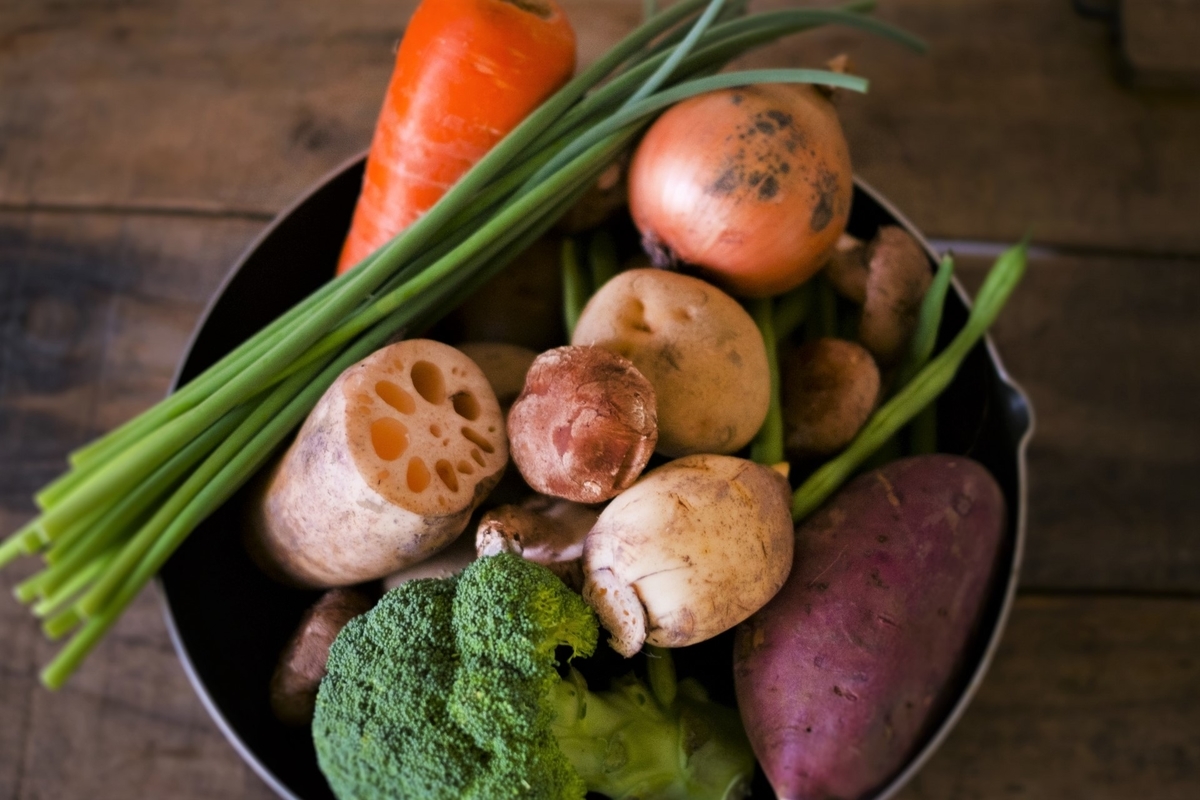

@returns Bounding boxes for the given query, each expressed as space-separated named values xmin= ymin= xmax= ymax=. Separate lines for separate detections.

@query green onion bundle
xmin=0 ymin=0 xmax=923 ymax=688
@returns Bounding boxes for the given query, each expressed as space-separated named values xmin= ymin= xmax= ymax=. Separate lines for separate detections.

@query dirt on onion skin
xmin=628 ymin=83 xmax=853 ymax=297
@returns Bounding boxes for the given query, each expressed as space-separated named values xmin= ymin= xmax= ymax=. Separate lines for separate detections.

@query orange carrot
xmin=336 ymin=0 xmax=577 ymax=275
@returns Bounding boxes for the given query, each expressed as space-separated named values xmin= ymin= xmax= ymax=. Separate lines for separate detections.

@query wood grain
xmin=897 ymin=595 xmax=1200 ymax=800
xmin=0 ymin=210 xmax=265 ymax=798
xmin=954 ymin=249 xmax=1200 ymax=592
xmin=0 ymin=210 xmax=261 ymax=503
xmin=0 ymin=542 xmax=275 ymax=800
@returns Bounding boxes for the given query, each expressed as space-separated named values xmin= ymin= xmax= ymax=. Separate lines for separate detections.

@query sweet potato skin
xmin=733 ymin=454 xmax=1005 ymax=800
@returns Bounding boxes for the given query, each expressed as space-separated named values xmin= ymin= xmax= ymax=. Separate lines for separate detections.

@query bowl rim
xmin=850 ymin=179 xmax=1035 ymax=799
xmin=158 ymin=151 xmax=1035 ymax=800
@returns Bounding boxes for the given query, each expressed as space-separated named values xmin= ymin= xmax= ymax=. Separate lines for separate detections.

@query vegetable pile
xmin=0 ymin=1 xmax=1033 ymax=799
xmin=0 ymin=0 xmax=915 ymax=688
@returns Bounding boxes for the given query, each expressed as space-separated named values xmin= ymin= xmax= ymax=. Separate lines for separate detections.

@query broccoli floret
xmin=313 ymin=553 xmax=754 ymax=800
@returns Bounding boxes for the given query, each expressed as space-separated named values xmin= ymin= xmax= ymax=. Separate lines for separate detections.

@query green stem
xmin=62 ymin=266 xmax=356 ymax=474
xmin=749 ymin=298 xmax=785 ymax=465
xmin=76 ymin=362 xmax=330 ymax=618
xmin=562 ymin=238 xmax=589 ymax=339
xmin=814 ymin=274 xmax=839 ymax=340
xmin=41 ymin=407 xmax=249 ymax=595
xmin=894 ymin=254 xmax=955 ymax=391
xmin=34 ymin=544 xmax=121 ymax=619
xmin=623 ymin=0 xmax=728 ymax=109
xmin=43 ymin=607 xmax=83 ymax=641
xmin=587 ymin=229 xmax=619 ymax=290
xmin=774 ymin=282 xmax=813 ymax=343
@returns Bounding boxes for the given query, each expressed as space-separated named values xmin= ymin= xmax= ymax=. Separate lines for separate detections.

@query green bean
xmin=750 ymin=299 xmax=786 ymax=466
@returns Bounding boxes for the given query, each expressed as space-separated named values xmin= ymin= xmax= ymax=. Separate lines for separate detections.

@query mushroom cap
xmin=507 ymin=345 xmax=658 ymax=504
xmin=782 ymin=337 xmax=881 ymax=457
xmin=858 ymin=226 xmax=934 ymax=365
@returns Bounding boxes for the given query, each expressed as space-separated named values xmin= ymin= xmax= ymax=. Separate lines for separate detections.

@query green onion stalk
xmin=0 ymin=0 xmax=925 ymax=689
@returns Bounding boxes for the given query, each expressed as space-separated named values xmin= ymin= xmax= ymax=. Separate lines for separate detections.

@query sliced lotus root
xmin=247 ymin=339 xmax=507 ymax=588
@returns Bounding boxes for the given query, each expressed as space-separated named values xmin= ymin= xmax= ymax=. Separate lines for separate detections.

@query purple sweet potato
xmin=733 ymin=454 xmax=1005 ymax=800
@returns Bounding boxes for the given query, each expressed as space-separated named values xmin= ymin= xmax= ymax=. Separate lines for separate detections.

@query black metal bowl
xmin=159 ymin=154 xmax=1034 ymax=800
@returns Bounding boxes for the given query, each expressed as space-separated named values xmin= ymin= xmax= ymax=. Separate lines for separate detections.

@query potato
xmin=583 ymin=454 xmax=793 ymax=657
xmin=571 ymin=269 xmax=770 ymax=457
xmin=732 ymin=454 xmax=1005 ymax=800
xmin=247 ymin=339 xmax=507 ymax=588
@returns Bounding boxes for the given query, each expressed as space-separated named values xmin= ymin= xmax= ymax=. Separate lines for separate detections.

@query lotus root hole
xmin=471 ymin=448 xmax=485 ymax=467
xmin=435 ymin=460 xmax=459 ymax=492
xmin=462 ymin=427 xmax=495 ymax=453
xmin=370 ymin=418 xmax=409 ymax=461
xmin=430 ymin=424 xmax=442 ymax=437
xmin=457 ymin=460 xmax=475 ymax=475
xmin=451 ymin=391 xmax=481 ymax=421
xmin=375 ymin=380 xmax=416 ymax=414
xmin=407 ymin=457 xmax=431 ymax=492
xmin=411 ymin=361 xmax=446 ymax=405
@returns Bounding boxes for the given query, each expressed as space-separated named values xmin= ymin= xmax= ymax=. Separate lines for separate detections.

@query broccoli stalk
xmin=551 ymin=655 xmax=755 ymax=799
xmin=313 ymin=553 xmax=754 ymax=800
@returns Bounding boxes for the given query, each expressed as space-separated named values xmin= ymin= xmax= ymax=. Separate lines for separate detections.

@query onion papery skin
xmin=628 ymin=83 xmax=853 ymax=298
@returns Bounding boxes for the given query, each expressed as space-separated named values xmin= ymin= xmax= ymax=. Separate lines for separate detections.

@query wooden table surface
xmin=2 ymin=1 xmax=1198 ymax=798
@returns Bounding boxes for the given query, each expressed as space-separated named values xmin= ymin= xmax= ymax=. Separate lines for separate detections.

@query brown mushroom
xmin=475 ymin=494 xmax=599 ymax=590
xmin=822 ymin=233 xmax=868 ymax=304
xmin=781 ymin=337 xmax=881 ymax=458
xmin=858 ymin=226 xmax=933 ymax=365
xmin=506 ymin=345 xmax=657 ymax=504
xmin=269 ymin=587 xmax=375 ymax=726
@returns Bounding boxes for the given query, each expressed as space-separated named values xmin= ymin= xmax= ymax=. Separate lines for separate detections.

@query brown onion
xmin=628 ymin=83 xmax=853 ymax=298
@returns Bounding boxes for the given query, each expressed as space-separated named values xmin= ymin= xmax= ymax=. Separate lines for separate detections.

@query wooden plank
xmin=898 ymin=594 xmax=1200 ymax=800
xmin=0 ymin=0 xmax=635 ymax=216
xmin=1121 ymin=0 xmax=1200 ymax=87
xmin=953 ymin=249 xmax=1200 ymax=592
xmin=3 ymin=1 xmax=1200 ymax=251
xmin=0 ymin=210 xmax=261 ymax=502
xmin=0 ymin=509 xmax=41 ymax=800
xmin=0 ymin=0 xmax=403 ymax=216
